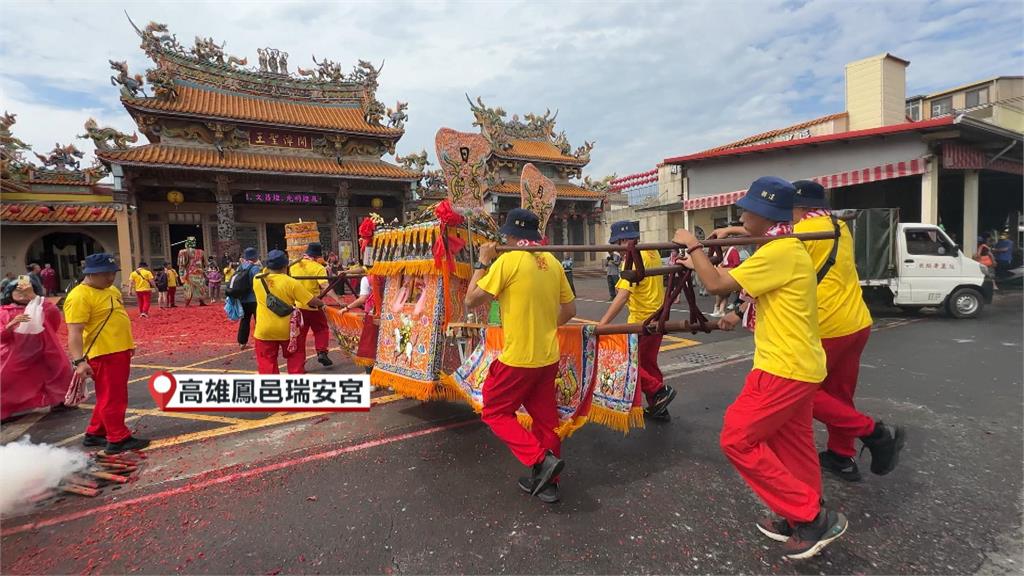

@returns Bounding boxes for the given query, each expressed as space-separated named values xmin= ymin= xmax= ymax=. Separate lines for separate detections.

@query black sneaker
xmin=105 ymin=436 xmax=151 ymax=455
xmin=644 ymin=407 xmax=672 ymax=422
xmin=531 ymin=451 xmax=564 ymax=496
xmin=517 ymin=477 xmax=560 ymax=503
xmin=820 ymin=450 xmax=862 ymax=482
xmin=82 ymin=433 xmax=107 ymax=448
xmin=647 ymin=385 xmax=677 ymax=417
xmin=782 ymin=508 xmax=848 ymax=560
xmin=317 ymin=351 xmax=333 ymax=367
xmin=860 ymin=421 xmax=906 ymax=475
xmin=756 ymin=515 xmax=794 ymax=542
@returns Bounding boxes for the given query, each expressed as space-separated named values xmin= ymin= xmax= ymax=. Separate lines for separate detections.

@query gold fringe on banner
xmin=586 ymin=405 xmax=646 ymax=434
xmin=353 ymin=356 xmax=375 ymax=368
xmin=371 ymin=370 xmax=438 ymax=401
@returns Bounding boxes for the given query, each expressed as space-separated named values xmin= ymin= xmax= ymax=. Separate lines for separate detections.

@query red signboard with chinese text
xmin=249 ymin=130 xmax=313 ymax=149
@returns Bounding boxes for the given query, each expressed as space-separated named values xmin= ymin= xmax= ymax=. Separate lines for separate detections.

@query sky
xmin=1 ymin=0 xmax=1022 ymax=180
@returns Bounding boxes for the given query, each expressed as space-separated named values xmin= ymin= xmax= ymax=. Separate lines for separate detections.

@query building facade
xmin=96 ymin=19 xmax=420 ymax=269
xmin=1 ymin=113 xmax=130 ymax=288
xmin=610 ymin=54 xmax=1023 ymax=256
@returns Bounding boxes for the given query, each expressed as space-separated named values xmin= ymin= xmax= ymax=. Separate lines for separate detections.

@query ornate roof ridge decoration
xmin=466 ymin=95 xmax=593 ymax=165
xmin=1 ymin=111 xmax=33 ymax=182
xmin=1 ymin=111 xmax=109 ymax=185
xmin=123 ymin=15 xmax=398 ymax=128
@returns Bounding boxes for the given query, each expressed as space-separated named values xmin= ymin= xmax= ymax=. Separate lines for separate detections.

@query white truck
xmin=846 ymin=208 xmax=993 ymax=319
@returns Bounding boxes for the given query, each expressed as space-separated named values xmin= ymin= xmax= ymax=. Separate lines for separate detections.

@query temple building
xmin=0 ymin=113 xmax=129 ymax=288
xmin=96 ymin=19 xmax=421 ymax=268
xmin=422 ymin=97 xmax=614 ymax=268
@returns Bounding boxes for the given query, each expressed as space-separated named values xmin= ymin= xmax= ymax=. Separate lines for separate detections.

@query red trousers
xmin=481 ymin=359 xmax=560 ymax=468
xmin=167 ymin=286 xmax=176 ymax=306
xmin=254 ymin=338 xmax=305 ymax=374
xmin=137 ymin=291 xmax=152 ymax=315
xmin=298 ymin=309 xmax=330 ymax=353
xmin=85 ymin=350 xmax=133 ymax=443
xmin=814 ymin=327 xmax=875 ymax=457
xmin=720 ymin=369 xmax=821 ymax=523
xmin=638 ymin=333 xmax=664 ymax=398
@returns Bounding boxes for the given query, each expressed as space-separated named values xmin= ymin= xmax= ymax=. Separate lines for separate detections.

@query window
xmin=905 ymin=229 xmax=955 ymax=256
xmin=168 ymin=212 xmax=201 ymax=225
xmin=930 ymin=97 xmax=953 ymax=117
xmin=965 ymin=87 xmax=989 ymax=108
xmin=906 ymin=101 xmax=921 ymax=121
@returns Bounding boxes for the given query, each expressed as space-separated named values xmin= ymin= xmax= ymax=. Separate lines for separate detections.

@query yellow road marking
xmin=0 ymin=411 xmax=47 ymax=443
xmin=55 ymin=415 xmax=143 ymax=447
xmin=660 ymin=340 xmax=699 ymax=352
xmin=73 ymin=403 xmax=245 ymax=425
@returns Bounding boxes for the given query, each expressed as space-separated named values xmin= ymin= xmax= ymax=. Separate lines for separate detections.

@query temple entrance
xmin=25 ymin=232 xmax=100 ymax=291
xmin=265 ymin=223 xmax=286 ymax=252
xmin=169 ymin=223 xmax=204 ymax=255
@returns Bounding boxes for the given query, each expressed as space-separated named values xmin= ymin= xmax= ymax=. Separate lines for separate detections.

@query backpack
xmin=155 ymin=271 xmax=168 ymax=291
xmin=225 ymin=265 xmax=254 ymax=299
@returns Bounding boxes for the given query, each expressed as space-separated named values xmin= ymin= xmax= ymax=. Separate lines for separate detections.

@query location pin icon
xmin=148 ymin=372 xmax=177 ymax=410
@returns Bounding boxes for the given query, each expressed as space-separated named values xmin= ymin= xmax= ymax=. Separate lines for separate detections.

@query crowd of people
xmin=0 ymin=179 xmax=1016 ymax=560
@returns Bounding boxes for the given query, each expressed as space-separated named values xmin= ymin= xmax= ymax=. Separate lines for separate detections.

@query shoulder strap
xmin=816 ymin=215 xmax=841 ymax=284
xmin=83 ymin=296 xmax=116 ymax=358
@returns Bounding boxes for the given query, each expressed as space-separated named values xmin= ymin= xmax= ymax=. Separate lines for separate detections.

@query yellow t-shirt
xmin=253 ymin=273 xmax=316 ymax=341
xmin=129 ymin=268 xmax=154 ymax=292
xmin=477 ymin=251 xmax=575 ymax=368
xmin=729 ymin=238 xmax=826 ymax=383
xmin=615 ymin=249 xmax=665 ymax=324
xmin=63 ymin=284 xmax=134 ymax=359
xmin=794 ymin=215 xmax=873 ymax=339
xmin=289 ymin=258 xmax=328 ymax=311
xmin=166 ymin=269 xmax=179 ymax=288
xmin=223 ymin=267 xmax=235 ymax=284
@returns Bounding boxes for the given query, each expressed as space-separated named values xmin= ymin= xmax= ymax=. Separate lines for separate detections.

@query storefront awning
xmin=683 ymin=157 xmax=928 ymax=211
xmin=942 ymin=142 xmax=1023 ymax=175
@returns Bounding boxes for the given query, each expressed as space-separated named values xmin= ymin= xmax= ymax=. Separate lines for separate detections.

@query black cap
xmin=499 ymin=208 xmax=542 ymax=241
xmin=792 ymin=180 xmax=828 ymax=208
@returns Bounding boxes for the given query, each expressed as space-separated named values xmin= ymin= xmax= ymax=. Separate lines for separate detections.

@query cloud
xmin=1 ymin=0 xmax=1021 ymax=179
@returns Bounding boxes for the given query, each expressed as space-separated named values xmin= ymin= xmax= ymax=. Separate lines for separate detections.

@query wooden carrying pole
xmin=495 ymin=230 xmax=837 ymax=253
xmin=447 ymin=320 xmax=718 ymax=336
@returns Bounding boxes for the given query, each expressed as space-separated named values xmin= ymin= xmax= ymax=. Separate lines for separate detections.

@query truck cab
xmin=851 ymin=209 xmax=992 ymax=319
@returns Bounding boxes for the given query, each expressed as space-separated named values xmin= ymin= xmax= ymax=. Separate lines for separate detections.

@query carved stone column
xmin=335 ymin=182 xmax=352 ymax=259
xmin=215 ymin=175 xmax=239 ymax=260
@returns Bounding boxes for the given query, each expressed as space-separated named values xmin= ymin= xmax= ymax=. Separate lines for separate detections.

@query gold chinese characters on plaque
xmin=249 ymin=130 xmax=313 ymax=149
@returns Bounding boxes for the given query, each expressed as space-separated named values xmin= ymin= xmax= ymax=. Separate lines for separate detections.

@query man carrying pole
xmin=464 ymin=208 xmax=576 ymax=504
xmin=673 ymin=177 xmax=847 ymax=560
xmin=289 ymin=242 xmax=334 ymax=367
xmin=790 ymin=181 xmax=905 ymax=480
xmin=599 ymin=220 xmax=676 ymax=421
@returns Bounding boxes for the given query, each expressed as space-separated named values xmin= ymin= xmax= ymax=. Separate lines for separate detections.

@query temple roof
xmin=97 ymin=144 xmax=420 ymax=180
xmin=466 ymin=96 xmax=593 ymax=166
xmin=490 ymin=182 xmax=604 ymax=200
xmin=1 ymin=204 xmax=118 ymax=224
xmin=493 ymin=139 xmax=588 ymax=165
xmin=123 ymin=84 xmax=402 ymax=136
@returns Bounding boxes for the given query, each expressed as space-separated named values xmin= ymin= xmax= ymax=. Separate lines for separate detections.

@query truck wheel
xmin=946 ymin=287 xmax=984 ymax=319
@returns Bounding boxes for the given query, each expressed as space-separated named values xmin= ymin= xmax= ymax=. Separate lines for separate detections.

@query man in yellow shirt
xmin=674 ymin=177 xmax=846 ymax=560
xmin=599 ymin=221 xmax=676 ymax=421
xmin=791 ymin=180 xmax=905 ymax=482
xmin=254 ymin=250 xmax=324 ymax=374
xmin=465 ymin=208 xmax=576 ymax=504
xmin=128 ymin=262 xmax=155 ymax=318
xmin=64 ymin=253 xmax=150 ymax=454
xmin=164 ymin=264 xmax=180 ymax=308
xmin=289 ymin=242 xmax=333 ymax=366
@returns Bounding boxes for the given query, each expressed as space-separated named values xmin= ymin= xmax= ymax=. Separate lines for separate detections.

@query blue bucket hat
xmin=499 ymin=208 xmax=542 ymax=242
xmin=265 ymin=249 xmax=289 ymax=270
xmin=735 ymin=177 xmax=796 ymax=222
xmin=82 ymin=252 xmax=120 ymax=274
xmin=305 ymin=242 xmax=323 ymax=258
xmin=243 ymin=247 xmax=258 ymax=261
xmin=792 ymin=180 xmax=828 ymax=208
xmin=609 ymin=220 xmax=640 ymax=243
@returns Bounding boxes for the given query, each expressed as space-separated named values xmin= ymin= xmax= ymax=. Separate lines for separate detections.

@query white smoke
xmin=0 ymin=437 xmax=88 ymax=515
